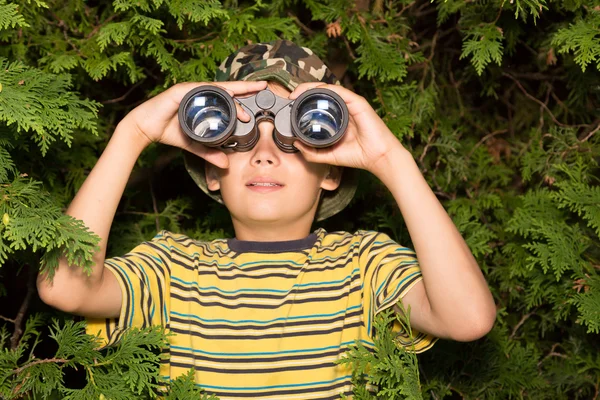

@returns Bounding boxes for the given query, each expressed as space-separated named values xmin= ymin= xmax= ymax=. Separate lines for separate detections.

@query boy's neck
xmin=231 ymin=219 xmax=314 ymax=242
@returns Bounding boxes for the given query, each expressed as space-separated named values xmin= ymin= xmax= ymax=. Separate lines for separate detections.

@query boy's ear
xmin=205 ymin=162 xmax=221 ymax=191
xmin=321 ymin=165 xmax=343 ymax=191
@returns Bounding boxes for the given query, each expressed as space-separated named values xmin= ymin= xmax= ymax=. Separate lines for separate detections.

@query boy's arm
xmin=371 ymin=143 xmax=497 ymax=342
xmin=264 ymin=81 xmax=497 ymax=342
xmin=36 ymin=121 xmax=149 ymax=318
xmin=37 ymin=80 xmax=267 ymax=319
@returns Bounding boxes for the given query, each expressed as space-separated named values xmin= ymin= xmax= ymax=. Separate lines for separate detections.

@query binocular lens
xmin=183 ymin=93 xmax=231 ymax=139
xmin=296 ymin=95 xmax=343 ymax=141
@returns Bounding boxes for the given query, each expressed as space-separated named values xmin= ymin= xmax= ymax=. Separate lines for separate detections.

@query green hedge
xmin=0 ymin=0 xmax=598 ymax=398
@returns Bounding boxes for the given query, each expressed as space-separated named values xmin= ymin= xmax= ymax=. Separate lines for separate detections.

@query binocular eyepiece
xmin=177 ymin=84 xmax=349 ymax=153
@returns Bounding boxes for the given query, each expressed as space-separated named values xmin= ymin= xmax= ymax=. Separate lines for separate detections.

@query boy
xmin=37 ymin=40 xmax=496 ymax=399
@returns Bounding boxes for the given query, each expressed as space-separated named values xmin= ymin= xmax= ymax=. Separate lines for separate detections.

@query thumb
xmin=292 ymin=141 xmax=324 ymax=163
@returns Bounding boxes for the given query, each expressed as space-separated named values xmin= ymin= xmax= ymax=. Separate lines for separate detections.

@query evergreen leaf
xmin=552 ymin=12 xmax=600 ymax=72
xmin=460 ymin=23 xmax=504 ymax=75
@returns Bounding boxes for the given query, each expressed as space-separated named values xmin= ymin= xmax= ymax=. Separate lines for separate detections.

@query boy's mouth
xmin=246 ymin=177 xmax=284 ymax=186
xmin=246 ymin=176 xmax=285 ymax=191
xmin=247 ymin=183 xmax=282 ymax=186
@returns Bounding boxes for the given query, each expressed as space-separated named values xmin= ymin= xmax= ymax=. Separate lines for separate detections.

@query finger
xmin=292 ymin=141 xmax=333 ymax=165
xmin=289 ymin=82 xmax=369 ymax=116
xmin=185 ymin=141 xmax=230 ymax=169
xmin=233 ymin=101 xmax=250 ymax=122
xmin=165 ymin=81 xmax=268 ymax=106
xmin=288 ymin=82 xmax=327 ymax=99
xmin=214 ymin=80 xmax=268 ymax=95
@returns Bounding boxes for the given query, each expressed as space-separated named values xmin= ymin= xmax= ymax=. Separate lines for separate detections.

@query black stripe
xmin=132 ymin=251 xmax=168 ymax=324
xmin=313 ymin=233 xmax=354 ymax=254
xmin=196 ymin=271 xmax=302 ymax=280
xmin=169 ymin=234 xmax=225 ymax=250
xmin=145 ymin=240 xmax=171 ymax=263
xmin=171 ymin=284 xmax=361 ymax=309
xmin=121 ymin=258 xmax=152 ymax=328
xmin=197 ymin=260 xmax=311 ymax=273
xmin=363 ymin=241 xmax=397 ymax=284
xmin=145 ymin=241 xmax=172 ymax=275
xmin=171 ymin=243 xmax=356 ymax=274
xmin=170 ymin=320 xmax=363 ymax=340
xmin=170 ymin=308 xmax=363 ymax=333
xmin=169 ymin=341 xmax=376 ymax=365
xmin=171 ymin=237 xmax=231 ymax=259
xmin=312 ymin=390 xmax=355 ymax=400
xmin=189 ymin=259 xmax=355 ymax=280
xmin=199 ymin=377 xmax=352 ymax=398
xmin=107 ymin=263 xmax=132 ymax=332
xmin=173 ymin=359 xmax=339 ymax=374
xmin=109 ymin=326 xmax=127 ymax=347
xmin=171 ymin=251 xmax=313 ymax=274
xmin=381 ymin=267 xmax=406 ymax=299
xmin=196 ymin=256 xmax=353 ymax=273
xmin=170 ymin=273 xmax=359 ymax=301
xmin=173 ymin=236 xmax=231 ymax=257
xmin=358 ymin=232 xmax=378 ymax=259
xmin=170 ymin=347 xmax=346 ymax=364
xmin=381 ymin=265 xmax=409 ymax=299
xmin=121 ymin=257 xmax=160 ymax=328
xmin=376 ymin=274 xmax=422 ymax=311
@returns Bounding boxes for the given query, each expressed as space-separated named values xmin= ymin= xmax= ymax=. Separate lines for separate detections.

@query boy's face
xmin=205 ymin=81 xmax=342 ymax=227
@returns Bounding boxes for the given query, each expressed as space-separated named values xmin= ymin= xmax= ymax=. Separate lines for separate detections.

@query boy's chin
xmin=244 ymin=210 xmax=295 ymax=223
xmin=235 ymin=208 xmax=314 ymax=224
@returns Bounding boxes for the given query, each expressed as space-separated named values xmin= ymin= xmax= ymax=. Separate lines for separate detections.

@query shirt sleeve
xmin=358 ymin=230 xmax=438 ymax=353
xmin=85 ymin=230 xmax=171 ymax=348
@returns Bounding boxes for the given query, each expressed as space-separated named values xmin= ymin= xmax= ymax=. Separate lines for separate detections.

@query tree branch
xmin=13 ymin=358 xmax=70 ymax=376
xmin=10 ymin=266 xmax=36 ymax=350
xmin=0 ymin=315 xmax=15 ymax=324
xmin=502 ymin=73 xmax=589 ymax=129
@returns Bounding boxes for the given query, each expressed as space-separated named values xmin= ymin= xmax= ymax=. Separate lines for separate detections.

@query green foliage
xmin=0 ymin=0 xmax=29 ymax=30
xmin=0 ymin=314 xmax=212 ymax=399
xmin=0 ymin=58 xmax=100 ymax=154
xmin=460 ymin=23 xmax=504 ymax=76
xmin=0 ymin=177 xmax=101 ymax=274
xmin=337 ymin=305 xmax=422 ymax=400
xmin=552 ymin=11 xmax=600 ymax=72
xmin=0 ymin=0 xmax=598 ymax=398
xmin=162 ymin=370 xmax=220 ymax=400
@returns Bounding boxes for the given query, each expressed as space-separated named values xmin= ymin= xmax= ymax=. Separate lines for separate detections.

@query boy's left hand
xmin=288 ymin=82 xmax=403 ymax=173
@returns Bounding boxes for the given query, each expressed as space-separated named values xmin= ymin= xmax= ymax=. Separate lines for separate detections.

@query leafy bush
xmin=0 ymin=0 xmax=598 ymax=398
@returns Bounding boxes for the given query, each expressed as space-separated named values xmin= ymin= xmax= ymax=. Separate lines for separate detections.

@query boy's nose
xmin=249 ymin=120 xmax=281 ymax=166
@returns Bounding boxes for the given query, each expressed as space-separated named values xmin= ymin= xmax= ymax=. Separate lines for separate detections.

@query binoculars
xmin=177 ymin=84 xmax=349 ymax=153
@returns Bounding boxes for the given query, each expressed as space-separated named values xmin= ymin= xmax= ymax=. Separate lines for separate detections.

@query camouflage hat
xmin=183 ymin=39 xmax=358 ymax=221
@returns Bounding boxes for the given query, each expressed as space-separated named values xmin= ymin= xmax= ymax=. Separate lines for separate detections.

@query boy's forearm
xmin=37 ymin=120 xmax=149 ymax=309
xmin=371 ymin=143 xmax=496 ymax=333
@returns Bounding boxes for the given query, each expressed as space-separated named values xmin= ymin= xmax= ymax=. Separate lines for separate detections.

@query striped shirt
xmin=85 ymin=228 xmax=438 ymax=399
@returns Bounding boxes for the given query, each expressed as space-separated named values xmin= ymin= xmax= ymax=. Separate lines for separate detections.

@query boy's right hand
xmin=124 ymin=80 xmax=268 ymax=169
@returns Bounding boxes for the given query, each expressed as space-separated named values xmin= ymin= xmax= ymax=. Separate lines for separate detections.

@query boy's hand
xmin=288 ymin=82 xmax=403 ymax=173
xmin=123 ymin=80 xmax=269 ymax=169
